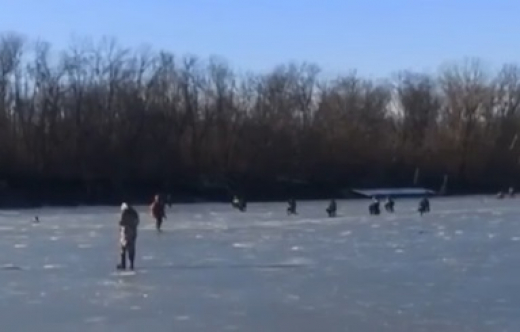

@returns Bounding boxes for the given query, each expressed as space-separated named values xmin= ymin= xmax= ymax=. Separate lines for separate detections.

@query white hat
xmin=121 ymin=202 xmax=129 ymax=211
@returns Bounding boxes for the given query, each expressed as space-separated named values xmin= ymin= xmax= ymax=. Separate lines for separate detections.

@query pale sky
xmin=0 ymin=0 xmax=518 ymax=77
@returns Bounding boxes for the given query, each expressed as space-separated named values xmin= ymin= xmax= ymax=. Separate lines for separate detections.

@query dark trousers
xmin=155 ymin=217 xmax=164 ymax=230
xmin=120 ymin=241 xmax=136 ymax=269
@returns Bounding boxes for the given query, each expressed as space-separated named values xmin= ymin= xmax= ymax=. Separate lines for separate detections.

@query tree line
xmin=0 ymin=32 xmax=518 ymax=205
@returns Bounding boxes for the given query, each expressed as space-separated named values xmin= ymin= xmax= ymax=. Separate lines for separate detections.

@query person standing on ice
xmin=287 ymin=198 xmax=297 ymax=215
xmin=326 ymin=199 xmax=337 ymax=217
xmin=118 ymin=203 xmax=139 ymax=270
xmin=150 ymin=194 xmax=166 ymax=231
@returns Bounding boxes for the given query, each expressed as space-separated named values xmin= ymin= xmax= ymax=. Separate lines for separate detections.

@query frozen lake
xmin=0 ymin=197 xmax=519 ymax=331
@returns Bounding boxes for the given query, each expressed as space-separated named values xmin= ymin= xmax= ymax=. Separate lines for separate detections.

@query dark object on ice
xmin=326 ymin=199 xmax=337 ymax=217
xmin=418 ymin=197 xmax=430 ymax=215
xmin=287 ymin=199 xmax=297 ymax=215
xmin=150 ymin=194 xmax=166 ymax=231
xmin=369 ymin=198 xmax=380 ymax=215
xmin=231 ymin=196 xmax=240 ymax=209
xmin=33 ymin=216 xmax=39 ymax=223
xmin=384 ymin=197 xmax=395 ymax=213
xmin=231 ymin=196 xmax=247 ymax=212
xmin=497 ymin=191 xmax=505 ymax=199
xmin=118 ymin=203 xmax=139 ymax=270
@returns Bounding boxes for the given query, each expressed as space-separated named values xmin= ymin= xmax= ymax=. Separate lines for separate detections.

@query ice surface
xmin=0 ymin=197 xmax=519 ymax=331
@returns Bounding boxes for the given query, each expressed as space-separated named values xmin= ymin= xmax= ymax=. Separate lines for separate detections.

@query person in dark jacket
xmin=326 ymin=199 xmax=337 ymax=217
xmin=384 ymin=197 xmax=395 ymax=213
xmin=418 ymin=197 xmax=430 ymax=215
xmin=117 ymin=203 xmax=140 ymax=270
xmin=231 ymin=195 xmax=247 ymax=212
xmin=150 ymin=194 xmax=166 ymax=231
xmin=369 ymin=197 xmax=380 ymax=215
xmin=287 ymin=199 xmax=297 ymax=215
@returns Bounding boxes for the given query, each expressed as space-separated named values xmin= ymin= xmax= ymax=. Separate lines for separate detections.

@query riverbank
xmin=0 ymin=176 xmax=503 ymax=208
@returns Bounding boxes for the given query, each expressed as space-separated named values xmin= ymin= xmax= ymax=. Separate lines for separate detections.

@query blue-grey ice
xmin=0 ymin=196 xmax=519 ymax=331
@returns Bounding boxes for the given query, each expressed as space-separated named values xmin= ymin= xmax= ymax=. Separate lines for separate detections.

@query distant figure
xmin=369 ymin=197 xmax=380 ymax=215
xmin=509 ymin=187 xmax=515 ymax=198
xmin=166 ymin=194 xmax=173 ymax=208
xmin=231 ymin=195 xmax=247 ymax=212
xmin=118 ymin=203 xmax=140 ymax=270
xmin=497 ymin=191 xmax=505 ymax=199
xmin=287 ymin=199 xmax=297 ymax=215
xmin=326 ymin=199 xmax=337 ymax=217
xmin=150 ymin=194 xmax=166 ymax=231
xmin=232 ymin=195 xmax=240 ymax=209
xmin=418 ymin=197 xmax=430 ymax=215
xmin=33 ymin=216 xmax=39 ymax=223
xmin=384 ymin=197 xmax=395 ymax=213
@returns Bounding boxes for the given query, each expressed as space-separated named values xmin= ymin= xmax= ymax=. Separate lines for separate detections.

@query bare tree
xmin=0 ymin=32 xmax=519 ymax=204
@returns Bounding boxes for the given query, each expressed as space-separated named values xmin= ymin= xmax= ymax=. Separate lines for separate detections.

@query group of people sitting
xmin=232 ymin=196 xmax=338 ymax=217
xmin=369 ymin=196 xmax=430 ymax=215
xmin=234 ymin=195 xmax=432 ymax=218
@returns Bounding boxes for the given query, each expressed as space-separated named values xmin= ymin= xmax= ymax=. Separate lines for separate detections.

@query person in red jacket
xmin=150 ymin=194 xmax=166 ymax=231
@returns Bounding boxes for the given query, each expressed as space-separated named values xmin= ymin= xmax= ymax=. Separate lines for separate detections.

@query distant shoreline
xmin=0 ymin=184 xmax=501 ymax=209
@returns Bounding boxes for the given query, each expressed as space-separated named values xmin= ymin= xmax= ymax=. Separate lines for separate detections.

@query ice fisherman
xmin=232 ymin=195 xmax=240 ymax=209
xmin=287 ymin=198 xmax=297 ymax=215
xmin=369 ymin=197 xmax=380 ymax=215
xmin=384 ymin=196 xmax=395 ymax=213
xmin=231 ymin=195 xmax=247 ymax=212
xmin=326 ymin=199 xmax=337 ymax=217
xmin=150 ymin=194 xmax=166 ymax=231
xmin=117 ymin=202 xmax=139 ymax=270
xmin=418 ymin=197 xmax=430 ymax=215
